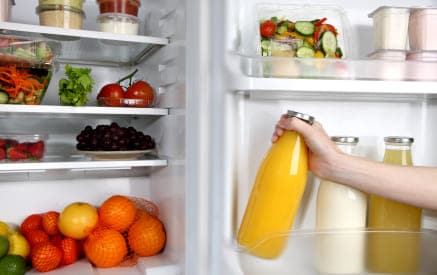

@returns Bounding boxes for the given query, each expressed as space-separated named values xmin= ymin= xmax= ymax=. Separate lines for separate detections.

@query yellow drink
xmin=367 ymin=136 xmax=422 ymax=273
xmin=237 ymin=111 xmax=312 ymax=259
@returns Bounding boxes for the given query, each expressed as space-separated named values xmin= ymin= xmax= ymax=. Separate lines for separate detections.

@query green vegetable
xmin=321 ymin=31 xmax=337 ymax=57
xmin=294 ymin=21 xmax=315 ymax=36
xmin=0 ymin=90 xmax=8 ymax=104
xmin=296 ymin=46 xmax=315 ymax=58
xmin=58 ymin=64 xmax=94 ymax=106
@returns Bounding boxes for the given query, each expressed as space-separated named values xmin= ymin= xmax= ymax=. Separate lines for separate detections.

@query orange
xmin=98 ymin=195 xmax=136 ymax=232
xmin=42 ymin=211 xmax=60 ymax=236
xmin=20 ymin=214 xmax=42 ymax=236
xmin=127 ymin=216 xmax=166 ymax=257
xmin=84 ymin=227 xmax=127 ymax=268
xmin=30 ymin=243 xmax=62 ymax=272
xmin=60 ymin=237 xmax=79 ymax=266
xmin=25 ymin=229 xmax=49 ymax=248
xmin=135 ymin=209 xmax=151 ymax=221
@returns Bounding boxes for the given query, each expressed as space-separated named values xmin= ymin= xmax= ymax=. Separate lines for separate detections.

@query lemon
xmin=7 ymin=232 xmax=29 ymax=259
xmin=0 ymin=222 xmax=11 ymax=236
xmin=0 ymin=236 xmax=9 ymax=258
xmin=0 ymin=255 xmax=26 ymax=275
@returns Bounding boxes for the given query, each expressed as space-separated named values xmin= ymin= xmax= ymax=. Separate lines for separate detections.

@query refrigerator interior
xmin=212 ymin=0 xmax=437 ymax=274
xmin=0 ymin=0 xmax=186 ymax=274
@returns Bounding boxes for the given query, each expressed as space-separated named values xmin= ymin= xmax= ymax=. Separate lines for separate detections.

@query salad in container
xmin=0 ymin=35 xmax=59 ymax=105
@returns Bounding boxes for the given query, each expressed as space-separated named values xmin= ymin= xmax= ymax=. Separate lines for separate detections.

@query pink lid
xmin=410 ymin=7 xmax=437 ymax=16
xmin=406 ymin=51 xmax=437 ymax=61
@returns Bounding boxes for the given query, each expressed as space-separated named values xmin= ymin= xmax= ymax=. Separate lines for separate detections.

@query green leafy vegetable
xmin=58 ymin=64 xmax=94 ymax=106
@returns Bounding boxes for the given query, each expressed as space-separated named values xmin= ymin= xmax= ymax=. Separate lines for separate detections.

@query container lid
xmin=367 ymin=49 xmax=406 ymax=61
xmin=384 ymin=136 xmax=414 ymax=144
xmin=0 ymin=133 xmax=49 ymax=141
xmin=287 ymin=110 xmax=315 ymax=125
xmin=96 ymin=0 xmax=140 ymax=7
xmin=97 ymin=13 xmax=139 ymax=23
xmin=331 ymin=136 xmax=359 ymax=144
xmin=406 ymin=51 xmax=437 ymax=62
xmin=368 ymin=6 xmax=410 ymax=18
xmin=36 ymin=4 xmax=85 ymax=17
xmin=410 ymin=7 xmax=437 ymax=16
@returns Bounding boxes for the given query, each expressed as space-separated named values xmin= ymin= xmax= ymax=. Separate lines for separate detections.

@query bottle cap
xmin=287 ymin=110 xmax=315 ymax=125
xmin=331 ymin=136 xmax=359 ymax=144
xmin=384 ymin=136 xmax=414 ymax=144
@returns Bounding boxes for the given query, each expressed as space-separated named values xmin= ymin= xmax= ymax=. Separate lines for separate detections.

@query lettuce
xmin=58 ymin=64 xmax=94 ymax=106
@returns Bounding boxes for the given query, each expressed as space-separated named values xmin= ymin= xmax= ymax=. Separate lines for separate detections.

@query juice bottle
xmin=316 ymin=136 xmax=367 ymax=274
xmin=237 ymin=110 xmax=314 ymax=259
xmin=367 ymin=136 xmax=422 ymax=273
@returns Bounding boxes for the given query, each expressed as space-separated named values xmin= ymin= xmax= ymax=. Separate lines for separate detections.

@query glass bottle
xmin=237 ymin=110 xmax=314 ymax=259
xmin=316 ymin=136 xmax=367 ymax=274
xmin=367 ymin=136 xmax=422 ymax=273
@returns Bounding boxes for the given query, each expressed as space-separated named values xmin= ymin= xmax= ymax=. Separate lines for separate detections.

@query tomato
xmin=124 ymin=80 xmax=154 ymax=107
xmin=97 ymin=83 xmax=125 ymax=107
xmin=260 ymin=20 xmax=276 ymax=38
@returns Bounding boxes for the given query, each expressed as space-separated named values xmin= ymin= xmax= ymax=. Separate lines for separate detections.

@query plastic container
xmin=0 ymin=134 xmax=48 ymax=161
xmin=38 ymin=0 xmax=84 ymax=10
xmin=97 ymin=97 xmax=154 ymax=107
xmin=97 ymin=13 xmax=139 ymax=35
xmin=367 ymin=49 xmax=407 ymax=80
xmin=406 ymin=51 xmax=437 ymax=81
xmin=97 ymin=0 xmax=140 ymax=16
xmin=36 ymin=4 xmax=85 ymax=29
xmin=368 ymin=6 xmax=410 ymax=50
xmin=409 ymin=8 xmax=437 ymax=51
xmin=0 ymin=0 xmax=11 ymax=21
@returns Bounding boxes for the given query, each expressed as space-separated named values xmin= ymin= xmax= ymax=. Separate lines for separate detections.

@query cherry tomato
xmin=260 ymin=20 xmax=276 ymax=38
xmin=97 ymin=83 xmax=125 ymax=107
xmin=124 ymin=80 xmax=154 ymax=107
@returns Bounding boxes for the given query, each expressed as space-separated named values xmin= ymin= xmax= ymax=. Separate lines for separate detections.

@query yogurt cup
xmin=0 ymin=0 xmax=11 ymax=21
xmin=368 ymin=49 xmax=406 ymax=80
xmin=409 ymin=8 xmax=437 ymax=51
xmin=97 ymin=13 xmax=139 ymax=35
xmin=406 ymin=51 xmax=437 ymax=81
xmin=369 ymin=6 xmax=410 ymax=50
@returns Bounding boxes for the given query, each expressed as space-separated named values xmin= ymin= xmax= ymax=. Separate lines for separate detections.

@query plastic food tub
xmin=0 ymin=0 xmax=11 ymax=21
xmin=97 ymin=0 xmax=140 ymax=16
xmin=368 ymin=6 xmax=410 ymax=50
xmin=406 ymin=51 xmax=437 ymax=81
xmin=97 ymin=13 xmax=139 ymax=35
xmin=367 ymin=49 xmax=406 ymax=80
xmin=409 ymin=8 xmax=437 ymax=51
xmin=36 ymin=4 xmax=85 ymax=29
xmin=0 ymin=134 xmax=48 ymax=161
xmin=38 ymin=0 xmax=84 ymax=10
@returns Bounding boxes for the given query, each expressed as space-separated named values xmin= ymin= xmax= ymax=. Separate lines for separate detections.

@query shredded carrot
xmin=0 ymin=65 xmax=47 ymax=104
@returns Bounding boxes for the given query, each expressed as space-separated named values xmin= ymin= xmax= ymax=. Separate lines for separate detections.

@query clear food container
xmin=406 ymin=51 xmax=437 ymax=81
xmin=0 ymin=134 xmax=48 ymax=161
xmin=97 ymin=13 xmax=139 ymax=35
xmin=38 ymin=0 xmax=84 ymax=10
xmin=409 ymin=8 xmax=437 ymax=51
xmin=367 ymin=49 xmax=406 ymax=80
xmin=36 ymin=4 xmax=85 ymax=29
xmin=97 ymin=97 xmax=154 ymax=107
xmin=369 ymin=6 xmax=410 ymax=50
xmin=97 ymin=0 xmax=140 ymax=16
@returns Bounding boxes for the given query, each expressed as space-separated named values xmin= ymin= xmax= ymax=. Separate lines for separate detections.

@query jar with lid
xmin=367 ymin=136 xmax=422 ymax=273
xmin=316 ymin=136 xmax=367 ymax=274
xmin=237 ymin=110 xmax=314 ymax=259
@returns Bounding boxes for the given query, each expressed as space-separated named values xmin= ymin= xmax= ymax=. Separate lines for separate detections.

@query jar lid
xmin=384 ymin=136 xmax=414 ymax=144
xmin=368 ymin=6 xmax=410 ymax=18
xmin=96 ymin=0 xmax=140 ymax=7
xmin=331 ymin=136 xmax=359 ymax=144
xmin=406 ymin=51 xmax=437 ymax=62
xmin=287 ymin=110 xmax=315 ymax=125
xmin=97 ymin=13 xmax=139 ymax=23
xmin=36 ymin=4 xmax=85 ymax=17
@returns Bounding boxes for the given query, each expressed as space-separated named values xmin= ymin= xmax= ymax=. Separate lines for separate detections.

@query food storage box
xmin=0 ymin=35 xmax=58 ymax=105
xmin=368 ymin=6 xmax=410 ymax=50
xmin=38 ymin=0 xmax=84 ymax=10
xmin=255 ymin=4 xmax=352 ymax=58
xmin=97 ymin=13 xmax=139 ymax=35
xmin=36 ymin=4 xmax=85 ymax=29
xmin=409 ymin=8 xmax=437 ymax=51
xmin=0 ymin=134 xmax=48 ymax=161
xmin=97 ymin=97 xmax=154 ymax=107
xmin=97 ymin=0 xmax=140 ymax=16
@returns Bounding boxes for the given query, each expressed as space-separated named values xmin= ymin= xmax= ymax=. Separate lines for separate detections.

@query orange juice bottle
xmin=367 ymin=136 xmax=422 ymax=273
xmin=237 ymin=110 xmax=314 ymax=259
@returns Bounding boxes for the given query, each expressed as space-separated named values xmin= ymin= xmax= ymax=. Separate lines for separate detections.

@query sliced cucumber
xmin=277 ymin=25 xmax=288 ymax=34
xmin=296 ymin=46 xmax=315 ymax=58
xmin=321 ymin=31 xmax=338 ymax=56
xmin=294 ymin=21 xmax=315 ymax=36
xmin=0 ymin=90 xmax=9 ymax=104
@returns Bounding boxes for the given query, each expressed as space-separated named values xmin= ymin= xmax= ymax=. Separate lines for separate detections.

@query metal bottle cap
xmin=287 ymin=110 xmax=315 ymax=125
xmin=384 ymin=136 xmax=414 ymax=144
xmin=331 ymin=136 xmax=359 ymax=144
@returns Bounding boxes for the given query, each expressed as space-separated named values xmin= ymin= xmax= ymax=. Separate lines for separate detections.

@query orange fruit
xmin=58 ymin=202 xmax=99 ymax=240
xmin=84 ymin=227 xmax=127 ymax=268
xmin=60 ymin=237 xmax=78 ymax=266
xmin=25 ymin=229 xmax=49 ymax=248
xmin=20 ymin=214 xmax=42 ymax=236
xmin=42 ymin=211 xmax=60 ymax=236
xmin=135 ymin=209 xmax=151 ymax=221
xmin=31 ymin=243 xmax=62 ymax=272
xmin=127 ymin=216 xmax=166 ymax=257
xmin=98 ymin=195 xmax=136 ymax=232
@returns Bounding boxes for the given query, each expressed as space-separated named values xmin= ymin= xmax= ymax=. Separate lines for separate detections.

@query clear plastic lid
xmin=331 ymin=136 xmax=359 ymax=144
xmin=407 ymin=51 xmax=437 ymax=62
xmin=97 ymin=13 xmax=139 ymax=24
xmin=384 ymin=136 xmax=414 ymax=144
xmin=287 ymin=110 xmax=315 ymax=125
xmin=0 ymin=133 xmax=49 ymax=142
xmin=368 ymin=6 xmax=410 ymax=18
xmin=36 ymin=4 xmax=85 ymax=17
xmin=368 ymin=49 xmax=407 ymax=61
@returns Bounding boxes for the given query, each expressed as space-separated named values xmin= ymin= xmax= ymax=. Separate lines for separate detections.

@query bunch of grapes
xmin=76 ymin=122 xmax=156 ymax=151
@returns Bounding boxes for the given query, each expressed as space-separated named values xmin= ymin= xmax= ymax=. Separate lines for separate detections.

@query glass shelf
xmin=0 ymin=22 xmax=169 ymax=66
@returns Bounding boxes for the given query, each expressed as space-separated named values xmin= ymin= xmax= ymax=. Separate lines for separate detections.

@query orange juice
xmin=237 ymin=110 xmax=313 ymax=259
xmin=367 ymin=136 xmax=422 ymax=273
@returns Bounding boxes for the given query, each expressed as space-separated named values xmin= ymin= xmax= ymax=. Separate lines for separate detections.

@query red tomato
xmin=260 ymin=20 xmax=276 ymax=38
xmin=124 ymin=80 xmax=154 ymax=107
xmin=97 ymin=83 xmax=125 ymax=107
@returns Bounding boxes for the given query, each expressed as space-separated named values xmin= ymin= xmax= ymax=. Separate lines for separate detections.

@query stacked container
xmin=96 ymin=0 xmax=140 ymax=35
xmin=36 ymin=0 xmax=85 ymax=29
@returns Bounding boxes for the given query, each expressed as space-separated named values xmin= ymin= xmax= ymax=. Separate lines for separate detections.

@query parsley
xmin=58 ymin=64 xmax=94 ymax=106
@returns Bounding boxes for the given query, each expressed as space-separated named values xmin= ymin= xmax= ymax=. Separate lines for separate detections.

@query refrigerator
xmin=1 ymin=0 xmax=437 ymax=274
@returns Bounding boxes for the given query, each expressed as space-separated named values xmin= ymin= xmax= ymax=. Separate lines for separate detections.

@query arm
xmin=272 ymin=114 xmax=437 ymax=210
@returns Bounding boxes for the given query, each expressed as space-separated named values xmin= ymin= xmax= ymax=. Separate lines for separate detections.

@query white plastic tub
xmin=409 ymin=8 xmax=437 ymax=51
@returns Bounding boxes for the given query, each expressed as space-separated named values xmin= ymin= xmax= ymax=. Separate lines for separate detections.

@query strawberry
xmin=31 ymin=243 xmax=62 ymax=272
xmin=4 ymin=138 xmax=18 ymax=148
xmin=28 ymin=141 xmax=45 ymax=160
xmin=25 ymin=229 xmax=50 ymax=247
xmin=0 ymin=147 xmax=5 ymax=160
xmin=42 ymin=211 xmax=60 ymax=236
xmin=7 ymin=146 xmax=27 ymax=160
xmin=15 ymin=143 xmax=28 ymax=153
xmin=60 ymin=237 xmax=79 ymax=265
xmin=21 ymin=214 xmax=43 ymax=236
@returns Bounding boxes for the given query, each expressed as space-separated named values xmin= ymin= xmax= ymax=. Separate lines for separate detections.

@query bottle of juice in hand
xmin=237 ymin=110 xmax=314 ymax=259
